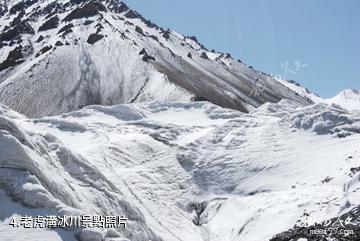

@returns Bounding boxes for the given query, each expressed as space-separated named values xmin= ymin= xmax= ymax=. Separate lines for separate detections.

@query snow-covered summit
xmin=0 ymin=0 xmax=312 ymax=117
xmin=325 ymin=89 xmax=360 ymax=111
xmin=275 ymin=77 xmax=360 ymax=112
xmin=338 ymin=88 xmax=360 ymax=96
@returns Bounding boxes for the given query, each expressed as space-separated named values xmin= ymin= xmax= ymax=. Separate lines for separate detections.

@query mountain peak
xmin=337 ymin=88 xmax=360 ymax=98
xmin=0 ymin=0 xmax=311 ymax=117
xmin=326 ymin=88 xmax=360 ymax=111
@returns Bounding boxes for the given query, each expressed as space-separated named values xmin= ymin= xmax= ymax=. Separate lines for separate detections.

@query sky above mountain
xmin=125 ymin=0 xmax=360 ymax=98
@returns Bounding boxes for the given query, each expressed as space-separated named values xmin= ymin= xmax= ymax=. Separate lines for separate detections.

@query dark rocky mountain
xmin=0 ymin=0 xmax=312 ymax=117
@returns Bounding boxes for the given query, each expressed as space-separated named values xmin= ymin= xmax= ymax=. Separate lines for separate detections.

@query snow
xmin=275 ymin=78 xmax=360 ymax=112
xmin=148 ymin=107 xmax=227 ymax=126
xmin=0 ymin=101 xmax=359 ymax=241
xmin=0 ymin=190 xmax=77 ymax=241
xmin=325 ymin=89 xmax=360 ymax=111
xmin=274 ymin=77 xmax=323 ymax=104
xmin=0 ymin=0 xmax=311 ymax=117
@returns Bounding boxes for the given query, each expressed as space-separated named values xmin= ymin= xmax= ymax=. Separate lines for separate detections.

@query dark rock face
xmin=124 ymin=20 xmax=134 ymax=26
xmin=192 ymin=96 xmax=208 ymax=102
xmin=288 ymin=79 xmax=301 ymax=87
xmin=10 ymin=10 xmax=25 ymax=27
xmin=124 ymin=9 xmax=140 ymax=19
xmin=0 ymin=21 xmax=35 ymax=43
xmin=35 ymin=45 xmax=52 ymax=58
xmin=143 ymin=19 xmax=157 ymax=29
xmin=200 ymin=52 xmax=209 ymax=60
xmin=9 ymin=0 xmax=38 ymax=15
xmin=57 ymin=23 xmax=74 ymax=36
xmin=139 ymin=48 xmax=155 ymax=62
xmin=83 ymin=20 xmax=93 ymax=25
xmin=187 ymin=35 xmax=207 ymax=50
xmin=135 ymin=26 xmax=145 ymax=36
xmin=162 ymin=30 xmax=170 ymax=40
xmin=139 ymin=48 xmax=146 ymax=55
xmin=36 ymin=35 xmax=45 ymax=43
xmin=188 ymin=36 xmax=198 ymax=42
xmin=187 ymin=53 xmax=192 ymax=58
xmin=123 ymin=6 xmax=157 ymax=29
xmin=95 ymin=23 xmax=103 ymax=33
xmin=142 ymin=54 xmax=155 ymax=62
xmin=44 ymin=3 xmax=65 ymax=19
xmin=107 ymin=0 xmax=129 ymax=13
xmin=0 ymin=42 xmax=7 ymax=49
xmin=0 ymin=46 xmax=25 ymax=72
xmin=63 ymin=1 xmax=106 ymax=21
xmin=38 ymin=15 xmax=59 ymax=31
xmin=149 ymin=35 xmax=159 ymax=42
xmin=87 ymin=33 xmax=104 ymax=44
xmin=32 ymin=2 xmax=64 ymax=21
xmin=69 ymin=0 xmax=87 ymax=4
xmin=55 ymin=41 xmax=63 ymax=46
xmin=0 ymin=1 xmax=8 ymax=17
xmin=60 ymin=28 xmax=73 ymax=37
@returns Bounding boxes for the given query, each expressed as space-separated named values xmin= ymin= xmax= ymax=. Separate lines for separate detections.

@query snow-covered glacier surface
xmin=1 ymin=101 xmax=360 ymax=241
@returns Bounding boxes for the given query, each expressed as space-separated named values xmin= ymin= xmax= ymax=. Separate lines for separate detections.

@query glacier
xmin=1 ymin=101 xmax=360 ymax=241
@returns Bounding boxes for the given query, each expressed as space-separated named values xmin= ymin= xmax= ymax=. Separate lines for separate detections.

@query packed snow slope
xmin=1 ymin=100 xmax=360 ymax=241
xmin=0 ymin=0 xmax=312 ymax=117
